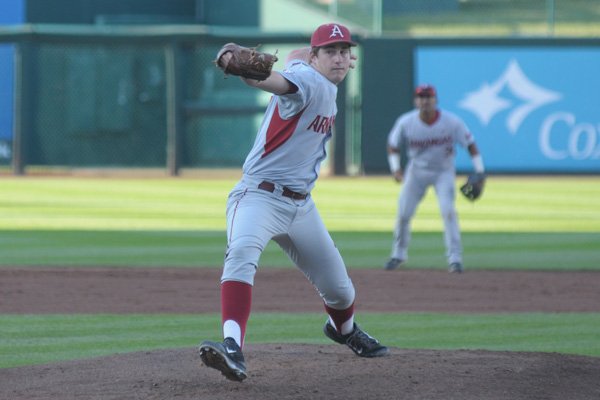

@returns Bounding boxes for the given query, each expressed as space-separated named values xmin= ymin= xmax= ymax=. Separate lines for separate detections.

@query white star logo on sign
xmin=459 ymin=59 xmax=562 ymax=134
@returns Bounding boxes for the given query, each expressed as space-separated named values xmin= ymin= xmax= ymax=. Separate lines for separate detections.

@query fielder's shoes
xmin=384 ymin=257 xmax=404 ymax=270
xmin=449 ymin=262 xmax=464 ymax=274
xmin=324 ymin=321 xmax=389 ymax=358
xmin=199 ymin=337 xmax=247 ymax=382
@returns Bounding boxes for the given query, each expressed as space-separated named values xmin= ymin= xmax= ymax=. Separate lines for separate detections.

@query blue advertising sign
xmin=0 ymin=46 xmax=14 ymax=141
xmin=416 ymin=47 xmax=600 ymax=173
xmin=0 ymin=0 xmax=24 ymax=162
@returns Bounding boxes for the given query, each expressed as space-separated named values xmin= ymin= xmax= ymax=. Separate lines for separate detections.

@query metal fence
xmin=0 ymin=25 xmax=323 ymax=175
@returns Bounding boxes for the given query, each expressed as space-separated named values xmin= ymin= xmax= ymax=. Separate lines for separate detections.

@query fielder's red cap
xmin=311 ymin=23 xmax=356 ymax=47
xmin=415 ymin=84 xmax=437 ymax=97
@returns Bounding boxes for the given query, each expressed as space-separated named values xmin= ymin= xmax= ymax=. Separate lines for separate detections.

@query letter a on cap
xmin=330 ymin=24 xmax=344 ymax=38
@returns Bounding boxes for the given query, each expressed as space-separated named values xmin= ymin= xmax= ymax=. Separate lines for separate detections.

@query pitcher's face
xmin=311 ymin=44 xmax=352 ymax=84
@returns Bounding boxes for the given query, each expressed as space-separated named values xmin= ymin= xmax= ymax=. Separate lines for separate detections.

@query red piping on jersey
xmin=262 ymin=103 xmax=304 ymax=158
xmin=228 ymin=188 xmax=248 ymax=244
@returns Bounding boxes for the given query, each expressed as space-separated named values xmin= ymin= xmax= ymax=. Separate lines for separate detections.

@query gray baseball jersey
xmin=241 ymin=60 xmax=337 ymax=193
xmin=387 ymin=109 xmax=474 ymax=170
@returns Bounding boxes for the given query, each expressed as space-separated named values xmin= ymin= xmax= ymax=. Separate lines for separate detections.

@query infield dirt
xmin=2 ymin=267 xmax=600 ymax=400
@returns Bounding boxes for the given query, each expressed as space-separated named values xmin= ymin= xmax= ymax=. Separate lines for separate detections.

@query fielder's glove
xmin=460 ymin=172 xmax=486 ymax=201
xmin=214 ymin=43 xmax=278 ymax=81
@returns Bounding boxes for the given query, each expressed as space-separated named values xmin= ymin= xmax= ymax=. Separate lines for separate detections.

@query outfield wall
xmin=1 ymin=26 xmax=599 ymax=175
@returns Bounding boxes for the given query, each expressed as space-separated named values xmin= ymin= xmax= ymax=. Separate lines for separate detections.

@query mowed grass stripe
xmin=0 ymin=230 xmax=598 ymax=269
xmin=1 ymin=176 xmax=599 ymax=232
xmin=1 ymin=313 xmax=599 ymax=368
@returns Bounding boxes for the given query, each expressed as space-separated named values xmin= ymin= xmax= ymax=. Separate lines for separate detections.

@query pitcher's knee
xmin=322 ymin=281 xmax=355 ymax=309
xmin=221 ymin=245 xmax=262 ymax=285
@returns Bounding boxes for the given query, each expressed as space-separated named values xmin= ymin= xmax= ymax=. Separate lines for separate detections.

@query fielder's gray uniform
xmin=387 ymin=109 xmax=475 ymax=265
xmin=222 ymin=59 xmax=355 ymax=310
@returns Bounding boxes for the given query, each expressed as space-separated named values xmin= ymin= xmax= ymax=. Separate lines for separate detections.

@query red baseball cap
xmin=311 ymin=23 xmax=356 ymax=47
xmin=414 ymin=84 xmax=437 ymax=97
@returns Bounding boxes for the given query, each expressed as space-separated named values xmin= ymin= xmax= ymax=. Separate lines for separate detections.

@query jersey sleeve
xmin=453 ymin=116 xmax=476 ymax=148
xmin=387 ymin=116 xmax=405 ymax=149
xmin=276 ymin=62 xmax=313 ymax=119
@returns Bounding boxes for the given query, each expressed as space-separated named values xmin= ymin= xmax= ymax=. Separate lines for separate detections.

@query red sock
xmin=324 ymin=302 xmax=355 ymax=335
xmin=221 ymin=280 xmax=252 ymax=347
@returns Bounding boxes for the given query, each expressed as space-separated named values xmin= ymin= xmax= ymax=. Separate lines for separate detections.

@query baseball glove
xmin=214 ymin=43 xmax=278 ymax=81
xmin=460 ymin=172 xmax=486 ymax=201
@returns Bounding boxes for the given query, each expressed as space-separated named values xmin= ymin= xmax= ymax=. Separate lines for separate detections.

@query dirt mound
xmin=2 ymin=345 xmax=599 ymax=400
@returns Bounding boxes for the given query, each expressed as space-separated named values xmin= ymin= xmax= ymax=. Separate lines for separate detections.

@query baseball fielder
xmin=385 ymin=85 xmax=485 ymax=273
xmin=200 ymin=23 xmax=388 ymax=382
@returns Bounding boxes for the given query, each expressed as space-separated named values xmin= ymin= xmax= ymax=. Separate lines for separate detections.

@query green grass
xmin=1 ymin=313 xmax=599 ymax=368
xmin=1 ymin=175 xmax=599 ymax=369
xmin=0 ymin=177 xmax=229 ymax=231
xmin=1 ymin=176 xmax=598 ymax=269
xmin=2 ymin=176 xmax=599 ymax=232
xmin=3 ymin=230 xmax=597 ymax=270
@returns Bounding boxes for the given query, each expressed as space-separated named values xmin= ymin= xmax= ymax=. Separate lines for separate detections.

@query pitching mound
xmin=3 ymin=344 xmax=600 ymax=400
xmin=2 ymin=267 xmax=600 ymax=399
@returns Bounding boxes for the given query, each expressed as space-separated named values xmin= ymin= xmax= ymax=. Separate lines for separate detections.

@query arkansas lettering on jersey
xmin=409 ymin=135 xmax=453 ymax=149
xmin=307 ymin=115 xmax=335 ymax=135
